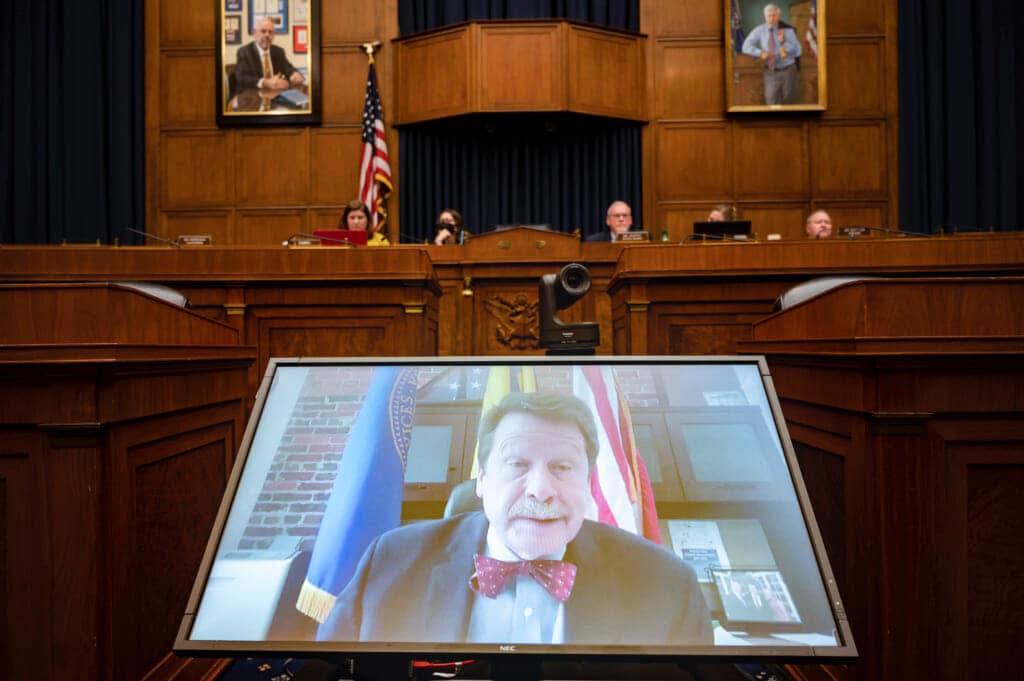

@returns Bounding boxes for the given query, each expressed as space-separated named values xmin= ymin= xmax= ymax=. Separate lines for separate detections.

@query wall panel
xmin=162 ymin=132 xmax=233 ymax=207
xmin=655 ymin=41 xmax=723 ymax=118
xmin=311 ymin=128 xmax=363 ymax=204
xmin=479 ymin=25 xmax=563 ymax=111
xmin=161 ymin=52 xmax=217 ymax=127
xmin=236 ymin=209 xmax=307 ymax=244
xmin=159 ymin=0 xmax=211 ymax=46
xmin=656 ymin=123 xmax=731 ymax=199
xmin=733 ymin=123 xmax=808 ymax=199
xmin=161 ymin=210 xmax=234 ymax=243
xmin=826 ymin=39 xmax=887 ymax=118
xmin=810 ymin=122 xmax=888 ymax=198
xmin=829 ymin=0 xmax=887 ymax=36
xmin=236 ymin=129 xmax=310 ymax=206
xmin=321 ymin=48 xmax=379 ymax=123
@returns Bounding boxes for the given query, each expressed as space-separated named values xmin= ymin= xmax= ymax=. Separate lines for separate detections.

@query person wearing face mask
xmin=433 ymin=208 xmax=466 ymax=245
xmin=317 ymin=392 xmax=710 ymax=645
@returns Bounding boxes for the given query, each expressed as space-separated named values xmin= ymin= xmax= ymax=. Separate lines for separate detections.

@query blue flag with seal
xmin=295 ymin=365 xmax=417 ymax=624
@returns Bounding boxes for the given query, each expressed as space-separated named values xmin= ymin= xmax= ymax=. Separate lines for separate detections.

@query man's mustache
xmin=509 ymin=498 xmax=565 ymax=520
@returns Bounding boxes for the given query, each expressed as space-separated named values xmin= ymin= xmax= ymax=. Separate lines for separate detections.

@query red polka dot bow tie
xmin=470 ymin=554 xmax=577 ymax=603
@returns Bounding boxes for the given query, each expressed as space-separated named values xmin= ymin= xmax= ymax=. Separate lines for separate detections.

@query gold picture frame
xmin=216 ymin=0 xmax=320 ymax=126
xmin=726 ymin=0 xmax=826 ymax=112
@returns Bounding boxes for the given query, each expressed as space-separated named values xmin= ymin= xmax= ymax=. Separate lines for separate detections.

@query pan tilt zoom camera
xmin=538 ymin=263 xmax=599 ymax=353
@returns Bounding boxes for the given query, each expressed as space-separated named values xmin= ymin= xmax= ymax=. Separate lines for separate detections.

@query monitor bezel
xmin=175 ymin=355 xmax=856 ymax=663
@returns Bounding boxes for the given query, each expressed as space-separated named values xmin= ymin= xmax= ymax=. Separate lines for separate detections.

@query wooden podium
xmin=0 ymin=283 xmax=255 ymax=681
xmin=740 ymin=277 xmax=1024 ymax=681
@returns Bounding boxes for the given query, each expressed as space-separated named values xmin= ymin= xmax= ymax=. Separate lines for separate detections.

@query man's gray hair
xmin=476 ymin=392 xmax=599 ymax=468
xmin=764 ymin=3 xmax=780 ymax=15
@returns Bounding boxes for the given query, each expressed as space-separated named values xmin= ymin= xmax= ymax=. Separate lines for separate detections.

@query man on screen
xmin=318 ymin=392 xmax=712 ymax=645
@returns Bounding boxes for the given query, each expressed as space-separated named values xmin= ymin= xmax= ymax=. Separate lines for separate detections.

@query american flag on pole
xmin=805 ymin=0 xmax=819 ymax=57
xmin=359 ymin=59 xmax=393 ymax=233
xmin=573 ymin=366 xmax=662 ymax=543
xmin=730 ymin=0 xmax=745 ymax=54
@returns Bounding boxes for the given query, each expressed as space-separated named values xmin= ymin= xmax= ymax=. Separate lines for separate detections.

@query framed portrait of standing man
xmin=726 ymin=0 xmax=826 ymax=112
xmin=216 ymin=0 xmax=320 ymax=126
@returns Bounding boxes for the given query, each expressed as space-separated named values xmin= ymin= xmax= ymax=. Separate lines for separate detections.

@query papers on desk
xmin=274 ymin=88 xmax=309 ymax=109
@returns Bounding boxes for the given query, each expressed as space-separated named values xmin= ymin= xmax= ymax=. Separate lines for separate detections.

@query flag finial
xmin=362 ymin=41 xmax=381 ymax=63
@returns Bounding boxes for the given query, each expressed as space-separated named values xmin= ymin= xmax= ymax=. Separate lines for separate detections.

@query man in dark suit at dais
xmin=319 ymin=392 xmax=712 ymax=645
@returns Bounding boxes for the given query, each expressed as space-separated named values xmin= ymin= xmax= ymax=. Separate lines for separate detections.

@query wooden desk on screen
xmin=0 ymin=283 xmax=254 ymax=681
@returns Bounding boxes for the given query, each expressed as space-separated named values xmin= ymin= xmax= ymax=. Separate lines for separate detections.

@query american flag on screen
xmin=806 ymin=0 xmax=819 ymax=57
xmin=359 ymin=61 xmax=393 ymax=232
xmin=573 ymin=366 xmax=662 ymax=544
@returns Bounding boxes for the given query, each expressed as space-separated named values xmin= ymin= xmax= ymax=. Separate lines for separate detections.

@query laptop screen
xmin=176 ymin=356 xmax=855 ymax=664
xmin=312 ymin=229 xmax=369 ymax=246
xmin=692 ymin=220 xmax=752 ymax=237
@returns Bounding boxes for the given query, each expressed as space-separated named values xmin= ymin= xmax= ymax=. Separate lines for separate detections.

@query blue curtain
xmin=399 ymin=0 xmax=639 ymax=35
xmin=397 ymin=1 xmax=642 ymax=242
xmin=899 ymin=0 xmax=1024 ymax=232
xmin=400 ymin=116 xmax=642 ymax=241
xmin=1 ymin=0 xmax=144 ymax=244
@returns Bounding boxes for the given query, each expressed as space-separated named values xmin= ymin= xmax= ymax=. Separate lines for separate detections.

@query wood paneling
xmin=655 ymin=42 xmax=723 ymax=118
xmin=395 ymin=22 xmax=645 ymax=124
xmin=321 ymin=48 xmax=383 ymax=123
xmin=644 ymin=0 xmax=898 ymax=249
xmin=741 ymin=283 xmax=1024 ymax=681
xmin=311 ymin=127 xmax=363 ymax=204
xmin=147 ymin=0 xmax=399 ymax=243
xmin=236 ymin=209 xmax=307 ymax=244
xmin=829 ymin=0 xmax=887 ymax=36
xmin=0 ymin=434 xmax=50 ymax=681
xmin=656 ymin=123 xmax=731 ymax=198
xmin=161 ymin=209 xmax=234 ymax=243
xmin=479 ymin=24 xmax=563 ymax=111
xmin=569 ymin=26 xmax=645 ymax=119
xmin=734 ymin=123 xmax=808 ymax=198
xmin=810 ymin=122 xmax=887 ymax=197
xmin=163 ymin=132 xmax=233 ymax=206
xmin=826 ymin=39 xmax=887 ymax=118
xmin=651 ymin=0 xmax=721 ymax=36
xmin=161 ymin=52 xmax=217 ymax=127
xmin=159 ymin=0 xmax=210 ymax=46
xmin=236 ymin=129 xmax=310 ymax=205
xmin=112 ymin=412 xmax=236 ymax=681
xmin=396 ymin=30 xmax=472 ymax=122
xmin=0 ymin=284 xmax=252 ymax=681
xmin=608 ymin=234 xmax=1024 ymax=356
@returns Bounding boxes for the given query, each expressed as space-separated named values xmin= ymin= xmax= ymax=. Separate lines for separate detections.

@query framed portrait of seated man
xmin=726 ymin=0 xmax=826 ymax=112
xmin=217 ymin=0 xmax=321 ymax=126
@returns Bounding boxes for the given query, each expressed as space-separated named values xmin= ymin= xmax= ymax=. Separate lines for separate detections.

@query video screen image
xmin=180 ymin=359 xmax=853 ymax=657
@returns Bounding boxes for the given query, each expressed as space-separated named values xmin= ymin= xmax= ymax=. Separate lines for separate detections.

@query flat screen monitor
xmin=692 ymin=220 xmax=752 ymax=238
xmin=312 ymin=229 xmax=369 ymax=246
xmin=176 ymin=357 xmax=855 ymax=670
